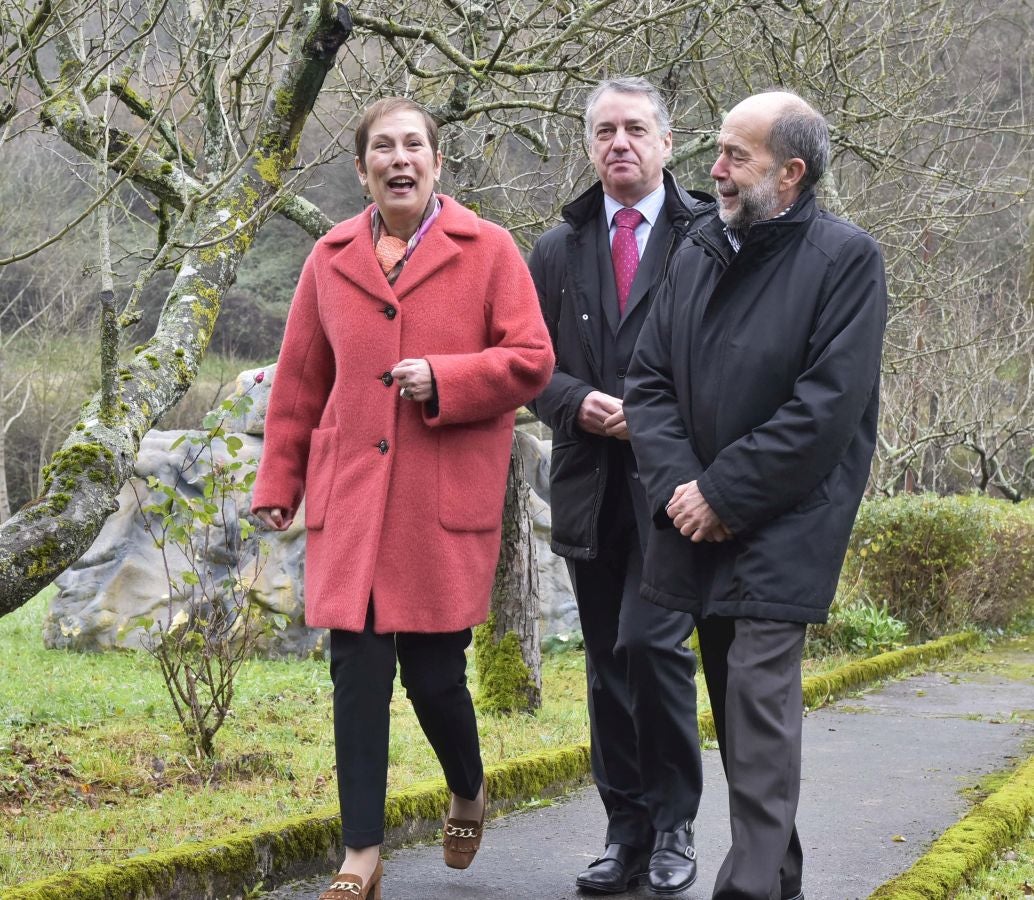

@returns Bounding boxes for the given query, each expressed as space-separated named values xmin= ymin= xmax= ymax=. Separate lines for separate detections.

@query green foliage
xmin=809 ymin=597 xmax=909 ymax=656
xmin=843 ymin=494 xmax=1034 ymax=639
xmin=131 ymin=388 xmax=277 ymax=759
xmin=831 ymin=602 xmax=909 ymax=654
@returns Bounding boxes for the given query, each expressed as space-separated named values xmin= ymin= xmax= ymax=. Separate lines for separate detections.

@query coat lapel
xmin=391 ymin=225 xmax=462 ymax=300
xmin=596 ymin=214 xmax=620 ymax=337
xmin=326 ymin=212 xmax=398 ymax=309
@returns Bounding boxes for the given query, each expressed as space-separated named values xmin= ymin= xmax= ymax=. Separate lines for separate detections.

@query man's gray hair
xmin=763 ymin=89 xmax=830 ymax=191
xmin=585 ymin=77 xmax=671 ymax=143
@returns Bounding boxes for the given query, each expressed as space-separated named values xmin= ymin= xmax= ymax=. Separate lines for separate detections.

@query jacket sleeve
xmin=251 ymin=251 xmax=334 ymax=519
xmin=625 ymin=255 xmax=707 ymax=527
xmin=525 ymin=233 xmax=594 ymax=438
xmin=422 ymin=229 xmax=554 ymax=426
xmin=697 ymin=231 xmax=887 ymax=534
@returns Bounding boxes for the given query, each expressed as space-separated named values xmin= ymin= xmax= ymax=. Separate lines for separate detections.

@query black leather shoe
xmin=575 ymin=843 xmax=649 ymax=894
xmin=648 ymin=820 xmax=697 ymax=894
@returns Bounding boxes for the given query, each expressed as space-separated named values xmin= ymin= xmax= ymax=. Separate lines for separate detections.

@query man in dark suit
xmin=625 ymin=90 xmax=888 ymax=900
xmin=529 ymin=77 xmax=715 ymax=895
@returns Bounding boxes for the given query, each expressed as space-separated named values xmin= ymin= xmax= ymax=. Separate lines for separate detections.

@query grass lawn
xmin=0 ymin=587 xmax=861 ymax=889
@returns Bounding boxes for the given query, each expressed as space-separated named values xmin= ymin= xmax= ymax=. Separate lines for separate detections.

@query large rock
xmin=515 ymin=430 xmax=579 ymax=636
xmin=45 ymin=367 xmax=577 ymax=656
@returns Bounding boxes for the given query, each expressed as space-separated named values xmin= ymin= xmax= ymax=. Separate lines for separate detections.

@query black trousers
xmin=569 ymin=462 xmax=702 ymax=849
xmin=329 ymin=610 xmax=484 ymax=848
xmin=697 ymin=616 xmax=807 ymax=900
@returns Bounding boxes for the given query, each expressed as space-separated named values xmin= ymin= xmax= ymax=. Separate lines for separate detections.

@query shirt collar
xmin=724 ymin=196 xmax=800 ymax=253
xmin=603 ymin=181 xmax=666 ymax=229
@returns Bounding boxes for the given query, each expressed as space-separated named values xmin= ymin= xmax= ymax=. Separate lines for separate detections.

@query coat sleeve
xmin=251 ymin=250 xmax=335 ymax=519
xmin=422 ymin=229 xmax=554 ymax=426
xmin=697 ymin=231 xmax=887 ymax=534
xmin=625 ymin=254 xmax=707 ymax=527
xmin=524 ymin=233 xmax=594 ymax=438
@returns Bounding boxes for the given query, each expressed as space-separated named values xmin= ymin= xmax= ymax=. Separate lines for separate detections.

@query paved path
xmin=263 ymin=650 xmax=1034 ymax=900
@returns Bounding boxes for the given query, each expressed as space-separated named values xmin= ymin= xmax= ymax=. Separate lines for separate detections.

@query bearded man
xmin=624 ymin=90 xmax=888 ymax=900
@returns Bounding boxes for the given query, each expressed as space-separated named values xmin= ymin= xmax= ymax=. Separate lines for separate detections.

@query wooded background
xmin=0 ymin=0 xmax=1031 ymax=614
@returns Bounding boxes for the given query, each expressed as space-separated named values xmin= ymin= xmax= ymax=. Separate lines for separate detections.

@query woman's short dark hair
xmin=355 ymin=98 xmax=439 ymax=164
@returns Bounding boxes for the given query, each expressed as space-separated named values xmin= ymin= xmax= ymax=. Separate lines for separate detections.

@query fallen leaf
xmin=892 ymin=834 xmax=907 ymax=842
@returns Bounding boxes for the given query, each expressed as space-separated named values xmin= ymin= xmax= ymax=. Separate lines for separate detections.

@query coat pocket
xmin=304 ymin=426 xmax=338 ymax=530
xmin=438 ymin=419 xmax=512 ymax=532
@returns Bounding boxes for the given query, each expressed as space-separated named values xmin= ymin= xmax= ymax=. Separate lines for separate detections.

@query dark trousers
xmin=569 ymin=466 xmax=702 ymax=849
xmin=329 ymin=611 xmax=483 ymax=848
xmin=697 ymin=616 xmax=807 ymax=900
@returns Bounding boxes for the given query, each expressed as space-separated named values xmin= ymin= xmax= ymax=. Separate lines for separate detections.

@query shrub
xmin=843 ymin=494 xmax=1034 ymax=639
xmin=129 ymin=385 xmax=281 ymax=758
xmin=811 ymin=599 xmax=909 ymax=655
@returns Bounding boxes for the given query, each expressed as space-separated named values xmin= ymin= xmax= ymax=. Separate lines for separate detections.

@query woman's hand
xmin=391 ymin=358 xmax=434 ymax=402
xmin=254 ymin=507 xmax=291 ymax=531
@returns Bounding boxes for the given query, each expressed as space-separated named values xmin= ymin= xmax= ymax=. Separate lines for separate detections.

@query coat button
xmin=380 ymin=371 xmax=394 ymax=386
xmin=616 ymin=368 xmax=626 ymax=378
xmin=377 ymin=439 xmax=389 ymax=454
xmin=384 ymin=306 xmax=397 ymax=319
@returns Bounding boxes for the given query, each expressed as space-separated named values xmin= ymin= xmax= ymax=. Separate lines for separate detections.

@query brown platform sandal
xmin=443 ymin=785 xmax=487 ymax=870
xmin=318 ymin=858 xmax=383 ymax=900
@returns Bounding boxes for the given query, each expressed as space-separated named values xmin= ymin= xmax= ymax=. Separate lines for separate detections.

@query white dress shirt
xmin=604 ymin=181 xmax=666 ymax=258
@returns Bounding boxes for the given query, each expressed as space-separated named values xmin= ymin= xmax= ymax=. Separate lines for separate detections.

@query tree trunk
xmin=0 ymin=1 xmax=352 ymax=617
xmin=0 ymin=422 xmax=9 ymax=523
xmin=474 ymin=432 xmax=542 ymax=714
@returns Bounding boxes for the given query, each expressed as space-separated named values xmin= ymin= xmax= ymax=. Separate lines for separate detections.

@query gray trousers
xmin=697 ymin=616 xmax=807 ymax=900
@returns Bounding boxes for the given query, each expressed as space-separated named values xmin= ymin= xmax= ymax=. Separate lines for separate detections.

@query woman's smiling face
xmin=356 ymin=108 xmax=443 ymax=239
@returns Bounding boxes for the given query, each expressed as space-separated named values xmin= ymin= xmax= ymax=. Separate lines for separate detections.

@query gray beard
xmin=717 ymin=168 xmax=780 ymax=229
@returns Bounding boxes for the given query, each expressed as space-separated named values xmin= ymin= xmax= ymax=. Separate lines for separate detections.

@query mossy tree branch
xmin=0 ymin=0 xmax=353 ymax=617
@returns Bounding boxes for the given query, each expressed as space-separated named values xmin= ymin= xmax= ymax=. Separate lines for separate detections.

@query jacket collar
xmin=699 ymin=189 xmax=818 ymax=261
xmin=561 ymin=169 xmax=714 ymax=233
xmin=325 ymin=195 xmax=480 ymax=304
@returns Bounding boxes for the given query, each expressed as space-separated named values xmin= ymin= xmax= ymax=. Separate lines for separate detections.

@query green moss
xmin=144 ymin=354 xmax=160 ymax=371
xmin=48 ymin=493 xmax=71 ymax=514
xmin=869 ymin=754 xmax=1034 ymax=899
xmin=160 ymin=161 xmax=174 ymax=175
xmin=41 ymin=444 xmax=115 ymax=492
xmin=253 ymin=151 xmax=283 ymax=187
xmin=174 ymin=348 xmax=186 ymax=358
xmin=273 ymin=87 xmax=294 ymax=119
xmin=25 ymin=538 xmax=62 ymax=579
xmin=190 ymin=285 xmax=221 ymax=340
xmin=58 ymin=57 xmax=81 ymax=83
xmin=473 ymin=612 xmax=536 ymax=714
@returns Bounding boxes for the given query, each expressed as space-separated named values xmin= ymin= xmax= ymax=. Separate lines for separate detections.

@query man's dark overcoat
xmin=529 ymin=170 xmax=715 ymax=559
xmin=624 ymin=190 xmax=888 ymax=623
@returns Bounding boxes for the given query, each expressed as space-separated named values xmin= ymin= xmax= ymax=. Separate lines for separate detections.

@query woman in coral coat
xmin=252 ymin=97 xmax=554 ymax=900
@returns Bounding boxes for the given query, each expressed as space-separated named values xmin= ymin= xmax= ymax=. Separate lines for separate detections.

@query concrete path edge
xmin=868 ymin=752 xmax=1034 ymax=900
xmin=1 ymin=631 xmax=983 ymax=900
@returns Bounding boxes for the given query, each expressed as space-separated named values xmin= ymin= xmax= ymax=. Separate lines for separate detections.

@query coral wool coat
xmin=252 ymin=196 xmax=554 ymax=634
